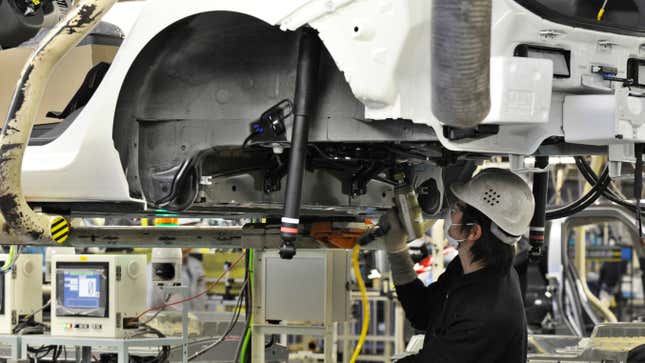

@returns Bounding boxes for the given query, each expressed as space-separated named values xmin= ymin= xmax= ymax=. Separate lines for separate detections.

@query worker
xmin=385 ymin=168 xmax=535 ymax=363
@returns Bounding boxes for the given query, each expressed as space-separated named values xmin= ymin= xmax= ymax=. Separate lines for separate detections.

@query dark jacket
xmin=396 ymin=258 xmax=527 ymax=363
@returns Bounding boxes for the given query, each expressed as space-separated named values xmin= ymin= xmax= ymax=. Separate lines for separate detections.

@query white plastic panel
xmin=563 ymin=89 xmax=645 ymax=145
xmin=483 ymin=57 xmax=553 ymax=125
xmin=0 ymin=254 xmax=43 ymax=335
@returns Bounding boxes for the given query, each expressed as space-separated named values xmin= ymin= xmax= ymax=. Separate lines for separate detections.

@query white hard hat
xmin=449 ymin=168 xmax=535 ymax=244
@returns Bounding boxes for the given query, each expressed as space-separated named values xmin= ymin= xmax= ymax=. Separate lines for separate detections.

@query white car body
xmin=14 ymin=0 xmax=645 ymax=207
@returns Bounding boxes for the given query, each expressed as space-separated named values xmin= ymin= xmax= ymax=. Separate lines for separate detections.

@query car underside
xmin=0 ymin=0 xmax=643 ymax=245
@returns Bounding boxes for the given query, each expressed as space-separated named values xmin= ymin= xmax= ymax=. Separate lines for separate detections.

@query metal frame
xmin=20 ymin=335 xmax=183 ymax=363
xmin=251 ymin=250 xmax=338 ymax=363
xmin=0 ymin=334 xmax=21 ymax=360
xmin=338 ymin=293 xmax=401 ymax=363
xmin=19 ymin=285 xmax=189 ymax=363
xmin=159 ymin=285 xmax=189 ymax=363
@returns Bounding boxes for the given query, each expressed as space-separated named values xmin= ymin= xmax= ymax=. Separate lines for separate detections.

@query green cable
xmin=0 ymin=246 xmax=17 ymax=271
xmin=239 ymin=249 xmax=254 ymax=363
xmin=239 ymin=324 xmax=252 ymax=363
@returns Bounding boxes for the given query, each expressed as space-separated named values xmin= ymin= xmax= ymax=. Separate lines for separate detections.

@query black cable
xmin=140 ymin=293 xmax=172 ymax=326
xmin=242 ymin=132 xmax=260 ymax=149
xmin=128 ymin=325 xmax=170 ymax=363
xmin=572 ymin=156 xmax=645 ymax=241
xmin=265 ymin=335 xmax=275 ymax=349
xmin=15 ymin=320 xmax=48 ymax=335
xmin=28 ymin=344 xmax=58 ymax=362
xmin=545 ymin=165 xmax=610 ymax=220
xmin=187 ymin=278 xmax=248 ymax=361
xmin=576 ymin=156 xmax=645 ymax=213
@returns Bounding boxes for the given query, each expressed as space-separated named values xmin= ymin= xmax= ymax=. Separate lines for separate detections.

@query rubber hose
xmin=432 ymin=0 xmax=492 ymax=127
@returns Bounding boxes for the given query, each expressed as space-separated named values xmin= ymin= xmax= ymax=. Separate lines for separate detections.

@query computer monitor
xmin=55 ymin=263 xmax=108 ymax=318
xmin=51 ymin=255 xmax=147 ymax=338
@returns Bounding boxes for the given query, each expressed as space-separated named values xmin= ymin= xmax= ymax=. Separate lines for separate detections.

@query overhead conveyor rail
xmin=0 ymin=0 xmax=117 ymax=245
xmin=0 ymin=222 xmax=364 ymax=249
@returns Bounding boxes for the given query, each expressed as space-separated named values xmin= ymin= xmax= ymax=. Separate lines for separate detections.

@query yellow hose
xmin=350 ymin=244 xmax=370 ymax=363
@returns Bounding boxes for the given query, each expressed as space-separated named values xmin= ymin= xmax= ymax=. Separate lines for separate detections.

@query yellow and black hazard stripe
xmin=50 ymin=216 xmax=70 ymax=243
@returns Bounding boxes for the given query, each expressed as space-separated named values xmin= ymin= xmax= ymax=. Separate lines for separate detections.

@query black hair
xmin=458 ymin=203 xmax=515 ymax=274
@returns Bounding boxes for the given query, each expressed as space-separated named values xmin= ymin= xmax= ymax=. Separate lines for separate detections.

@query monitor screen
xmin=55 ymin=263 xmax=108 ymax=317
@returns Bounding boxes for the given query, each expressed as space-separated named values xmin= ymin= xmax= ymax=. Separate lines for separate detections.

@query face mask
xmin=444 ymin=208 xmax=474 ymax=249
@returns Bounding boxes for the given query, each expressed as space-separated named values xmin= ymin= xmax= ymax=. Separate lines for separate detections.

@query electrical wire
xmin=186 ymin=278 xmax=248 ymax=361
xmin=13 ymin=299 xmax=50 ymax=335
xmin=22 ymin=300 xmax=50 ymax=323
xmin=242 ymin=132 xmax=260 ymax=149
xmin=0 ymin=245 xmax=21 ymax=273
xmin=597 ymin=0 xmax=608 ymax=21
xmin=128 ymin=325 xmax=170 ymax=363
xmin=349 ymin=244 xmax=369 ymax=363
xmin=233 ymin=251 xmax=251 ymax=363
xmin=545 ymin=164 xmax=610 ymax=220
xmin=137 ymin=252 xmax=246 ymax=319
xmin=239 ymin=249 xmax=253 ymax=363
xmin=139 ymin=293 xmax=171 ymax=326
xmin=28 ymin=343 xmax=63 ymax=362
xmin=570 ymin=156 xmax=645 ymax=238
xmin=575 ymin=156 xmax=645 ymax=214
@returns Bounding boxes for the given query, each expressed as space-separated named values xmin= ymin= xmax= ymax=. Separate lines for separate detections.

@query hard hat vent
xmin=483 ymin=188 xmax=501 ymax=206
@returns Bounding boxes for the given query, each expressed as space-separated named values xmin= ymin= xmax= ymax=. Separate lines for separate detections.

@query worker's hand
xmin=382 ymin=209 xmax=416 ymax=286
xmin=381 ymin=209 xmax=408 ymax=253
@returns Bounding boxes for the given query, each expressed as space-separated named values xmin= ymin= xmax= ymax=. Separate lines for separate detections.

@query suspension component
xmin=279 ymin=28 xmax=322 ymax=260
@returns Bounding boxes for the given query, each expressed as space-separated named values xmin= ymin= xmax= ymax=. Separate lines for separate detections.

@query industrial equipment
xmin=151 ymin=248 xmax=182 ymax=286
xmin=0 ymin=254 xmax=42 ymax=334
xmin=51 ymin=254 xmax=147 ymax=338
xmin=262 ymin=249 xmax=350 ymax=323
xmin=250 ymin=249 xmax=351 ymax=362
xmin=44 ymin=246 xmax=75 ymax=283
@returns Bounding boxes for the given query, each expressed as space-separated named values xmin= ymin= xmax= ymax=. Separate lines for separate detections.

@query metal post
xmin=159 ymin=285 xmax=189 ymax=363
xmin=11 ymin=342 xmax=18 ymax=361
xmin=20 ymin=340 xmax=27 ymax=360
xmin=182 ymin=287 xmax=188 ymax=363
xmin=323 ymin=324 xmax=334 ymax=363
xmin=394 ymin=302 xmax=405 ymax=353
xmin=279 ymin=28 xmax=322 ymax=259
xmin=81 ymin=346 xmax=92 ymax=363
xmin=117 ymin=343 xmax=127 ymax=363
xmin=251 ymin=251 xmax=264 ymax=362
xmin=384 ymin=299 xmax=392 ymax=363
xmin=342 ymin=321 xmax=350 ymax=363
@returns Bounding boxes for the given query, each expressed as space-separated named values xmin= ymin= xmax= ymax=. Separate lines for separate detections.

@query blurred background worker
xmin=181 ymin=248 xmax=207 ymax=309
xmin=385 ymin=168 xmax=535 ymax=363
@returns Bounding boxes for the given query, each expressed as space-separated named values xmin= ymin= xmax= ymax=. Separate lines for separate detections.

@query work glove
xmin=381 ymin=209 xmax=417 ymax=286
xmin=381 ymin=209 xmax=408 ymax=253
